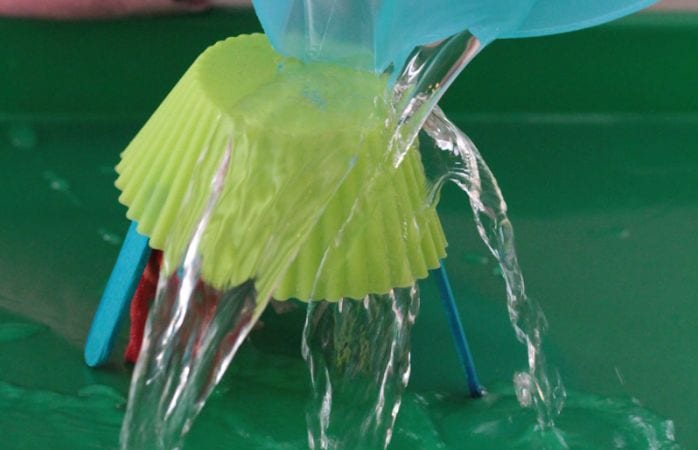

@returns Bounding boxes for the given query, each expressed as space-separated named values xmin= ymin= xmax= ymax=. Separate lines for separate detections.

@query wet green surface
xmin=1 ymin=10 xmax=697 ymax=450
xmin=0 ymin=307 xmax=680 ymax=449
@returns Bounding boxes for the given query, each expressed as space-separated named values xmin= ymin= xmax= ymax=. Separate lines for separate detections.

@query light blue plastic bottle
xmin=252 ymin=0 xmax=658 ymax=72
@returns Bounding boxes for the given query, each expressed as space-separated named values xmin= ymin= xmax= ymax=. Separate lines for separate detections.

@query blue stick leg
xmin=432 ymin=260 xmax=484 ymax=397
xmin=84 ymin=221 xmax=150 ymax=367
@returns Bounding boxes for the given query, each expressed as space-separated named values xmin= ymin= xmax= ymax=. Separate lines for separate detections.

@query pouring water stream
xmin=120 ymin=29 xmax=566 ymax=449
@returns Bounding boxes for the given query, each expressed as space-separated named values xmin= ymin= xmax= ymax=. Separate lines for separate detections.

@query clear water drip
xmin=420 ymin=106 xmax=567 ymax=430
xmin=302 ymin=285 xmax=419 ymax=450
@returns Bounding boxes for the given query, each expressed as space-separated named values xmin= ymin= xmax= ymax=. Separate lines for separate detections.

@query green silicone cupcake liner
xmin=116 ymin=34 xmax=447 ymax=301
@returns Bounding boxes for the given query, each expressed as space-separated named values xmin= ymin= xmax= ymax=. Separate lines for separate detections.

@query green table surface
xmin=1 ymin=9 xmax=696 ymax=449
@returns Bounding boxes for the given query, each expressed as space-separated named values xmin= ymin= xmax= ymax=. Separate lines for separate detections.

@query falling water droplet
xmin=7 ymin=124 xmax=38 ymax=149
xmin=463 ymin=252 xmax=490 ymax=266
xmin=43 ymin=170 xmax=82 ymax=206
xmin=614 ymin=366 xmax=626 ymax=386
xmin=44 ymin=171 xmax=66 ymax=190
xmin=98 ymin=228 xmax=123 ymax=246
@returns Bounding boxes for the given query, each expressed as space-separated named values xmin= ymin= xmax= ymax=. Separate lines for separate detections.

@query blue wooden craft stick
xmin=433 ymin=260 xmax=484 ymax=397
xmin=84 ymin=221 xmax=150 ymax=367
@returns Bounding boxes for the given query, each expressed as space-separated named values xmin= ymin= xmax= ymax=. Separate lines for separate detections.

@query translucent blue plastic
xmin=505 ymin=0 xmax=659 ymax=38
xmin=251 ymin=0 xmax=657 ymax=72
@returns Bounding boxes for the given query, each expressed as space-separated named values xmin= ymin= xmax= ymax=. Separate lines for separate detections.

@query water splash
xmin=421 ymin=384 xmax=680 ymax=450
xmin=420 ymin=106 xmax=566 ymax=429
xmin=302 ymin=285 xmax=419 ymax=450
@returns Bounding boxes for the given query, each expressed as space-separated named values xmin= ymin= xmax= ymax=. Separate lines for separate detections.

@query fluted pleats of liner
xmin=115 ymin=33 xmax=447 ymax=302
xmin=274 ymin=147 xmax=447 ymax=301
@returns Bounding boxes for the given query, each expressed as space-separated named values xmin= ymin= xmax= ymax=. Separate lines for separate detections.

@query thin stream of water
xmin=119 ymin=146 xmax=263 ymax=449
xmin=420 ymin=106 xmax=567 ymax=432
xmin=389 ymin=32 xmax=566 ymax=431
xmin=302 ymin=286 xmax=419 ymax=450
